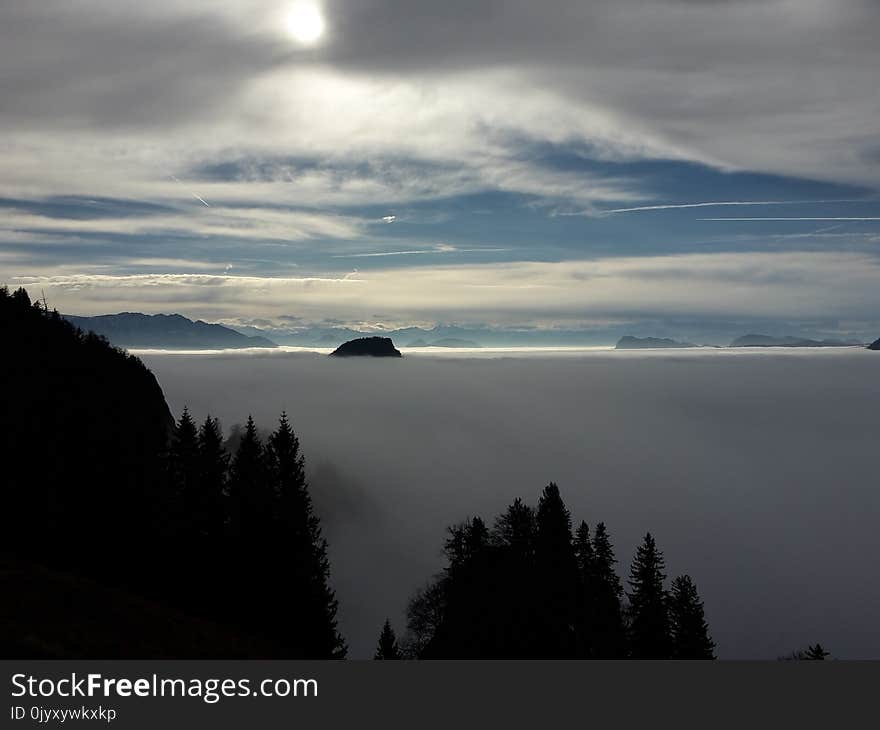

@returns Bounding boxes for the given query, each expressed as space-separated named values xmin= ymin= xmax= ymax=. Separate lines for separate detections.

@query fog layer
xmin=139 ymin=348 xmax=880 ymax=659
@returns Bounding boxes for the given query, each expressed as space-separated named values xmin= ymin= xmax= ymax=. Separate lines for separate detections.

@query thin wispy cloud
xmin=701 ymin=217 xmax=880 ymax=222
xmin=333 ymin=245 xmax=508 ymax=259
xmin=16 ymin=253 xmax=880 ymax=332
xmin=600 ymin=200 xmax=865 ymax=215
xmin=335 ymin=249 xmax=448 ymax=259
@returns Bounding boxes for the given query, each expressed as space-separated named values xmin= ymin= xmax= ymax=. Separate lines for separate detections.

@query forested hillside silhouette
xmin=391 ymin=484 xmax=715 ymax=659
xmin=1 ymin=287 xmax=343 ymax=658
xmin=5 ymin=286 xmax=721 ymax=660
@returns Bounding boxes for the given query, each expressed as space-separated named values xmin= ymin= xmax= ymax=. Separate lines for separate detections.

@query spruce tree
xmin=196 ymin=415 xmax=228 ymax=537
xmin=168 ymin=407 xmax=200 ymax=535
xmin=591 ymin=522 xmax=626 ymax=657
xmin=669 ymin=575 xmax=715 ymax=659
xmin=573 ymin=521 xmax=596 ymax=657
xmin=266 ymin=412 xmax=346 ymax=659
xmin=493 ymin=498 xmax=535 ymax=559
xmin=374 ymin=620 xmax=402 ymax=660
xmin=444 ymin=517 xmax=490 ymax=577
xmin=534 ymin=483 xmax=578 ymax=656
xmin=442 ymin=516 xmax=498 ymax=657
xmin=227 ymin=415 xmax=270 ymax=536
xmin=627 ymin=532 xmax=672 ymax=658
xmin=491 ymin=499 xmax=538 ymax=656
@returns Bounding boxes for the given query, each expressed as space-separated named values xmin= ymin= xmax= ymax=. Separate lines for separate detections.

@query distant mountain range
xmin=406 ymin=338 xmax=482 ymax=348
xmin=729 ymin=334 xmax=862 ymax=348
xmin=615 ymin=336 xmax=698 ymax=350
xmin=227 ymin=323 xmax=622 ymax=348
xmin=59 ymin=312 xmax=874 ymax=352
xmin=64 ymin=313 xmax=278 ymax=350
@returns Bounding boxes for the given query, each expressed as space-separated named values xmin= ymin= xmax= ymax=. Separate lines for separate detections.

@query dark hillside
xmin=1 ymin=287 xmax=344 ymax=658
xmin=1 ymin=287 xmax=174 ymax=546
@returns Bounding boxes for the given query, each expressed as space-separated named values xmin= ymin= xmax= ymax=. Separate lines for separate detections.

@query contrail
xmin=333 ymin=247 xmax=508 ymax=258
xmin=700 ymin=217 xmax=880 ymax=222
xmin=169 ymin=174 xmax=211 ymax=207
xmin=600 ymin=199 xmax=865 ymax=215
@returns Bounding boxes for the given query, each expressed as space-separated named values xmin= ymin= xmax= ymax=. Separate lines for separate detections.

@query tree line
xmin=1 ymin=286 xmax=343 ymax=658
xmin=374 ymin=484 xmax=715 ymax=659
xmin=162 ymin=408 xmax=346 ymax=658
xmin=3 ymin=287 xmax=830 ymax=660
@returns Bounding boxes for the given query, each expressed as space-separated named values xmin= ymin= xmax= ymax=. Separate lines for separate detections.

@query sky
xmin=2 ymin=0 xmax=880 ymax=338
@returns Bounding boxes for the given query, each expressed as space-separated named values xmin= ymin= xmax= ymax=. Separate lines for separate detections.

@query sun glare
xmin=286 ymin=2 xmax=326 ymax=44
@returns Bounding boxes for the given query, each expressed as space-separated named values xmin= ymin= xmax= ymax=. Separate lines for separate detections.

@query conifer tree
xmin=669 ymin=575 xmax=715 ymax=659
xmin=535 ymin=483 xmax=578 ymax=656
xmin=492 ymin=498 xmax=535 ymax=559
xmin=574 ymin=521 xmax=596 ymax=576
xmin=196 ymin=415 xmax=228 ymax=537
xmin=591 ymin=522 xmax=626 ymax=657
xmin=444 ymin=517 xmax=490 ymax=577
xmin=574 ymin=521 xmax=596 ymax=657
xmin=168 ymin=407 xmax=200 ymax=535
xmin=490 ymin=499 xmax=539 ymax=656
xmin=266 ymin=411 xmax=306 ymax=532
xmin=627 ymin=532 xmax=672 ymax=658
xmin=374 ymin=620 xmax=402 ymax=660
xmin=266 ymin=412 xmax=346 ymax=659
xmin=431 ymin=516 xmax=494 ymax=657
xmin=227 ymin=415 xmax=270 ymax=536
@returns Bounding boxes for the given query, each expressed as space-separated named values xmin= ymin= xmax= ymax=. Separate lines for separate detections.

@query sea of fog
xmin=136 ymin=346 xmax=880 ymax=659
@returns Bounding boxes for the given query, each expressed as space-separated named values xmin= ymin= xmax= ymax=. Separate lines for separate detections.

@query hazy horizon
xmin=2 ymin=2 xmax=879 ymax=335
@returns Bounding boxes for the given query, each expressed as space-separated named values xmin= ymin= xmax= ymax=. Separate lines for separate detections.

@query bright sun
xmin=286 ymin=2 xmax=326 ymax=44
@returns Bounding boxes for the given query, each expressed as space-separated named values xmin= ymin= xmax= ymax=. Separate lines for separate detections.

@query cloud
xmin=331 ymin=243 xmax=507 ymax=258
xmin=0 ymin=206 xmax=366 ymax=243
xmin=2 ymin=0 xmax=879 ymax=327
xmin=15 ymin=251 xmax=880 ymax=330
xmin=143 ymin=347 xmax=880 ymax=658
xmin=2 ymin=1 xmax=879 ymax=209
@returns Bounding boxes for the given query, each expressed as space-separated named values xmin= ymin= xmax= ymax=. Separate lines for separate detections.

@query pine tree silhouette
xmin=374 ymin=620 xmax=402 ymax=659
xmin=493 ymin=498 xmax=536 ymax=559
xmin=492 ymin=499 xmax=539 ymax=656
xmin=196 ymin=415 xmax=228 ymax=537
xmin=590 ymin=522 xmax=626 ymax=657
xmin=534 ymin=483 xmax=578 ymax=657
xmin=168 ymin=407 xmax=200 ymax=534
xmin=400 ymin=487 xmax=708 ymax=660
xmin=627 ymin=533 xmax=672 ymax=658
xmin=418 ymin=517 xmax=492 ymax=658
xmin=227 ymin=415 xmax=270 ymax=536
xmin=573 ymin=521 xmax=596 ymax=657
xmin=669 ymin=575 xmax=715 ymax=659
xmin=266 ymin=412 xmax=347 ymax=658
